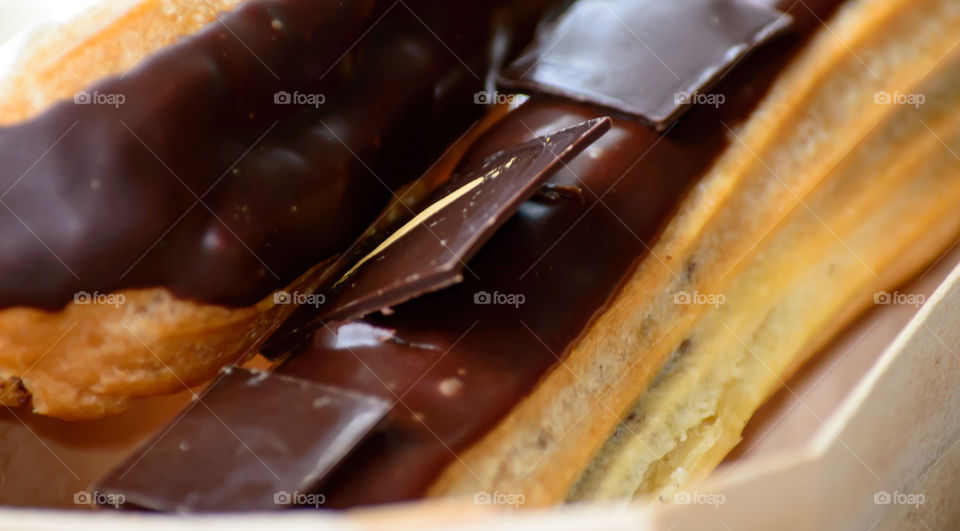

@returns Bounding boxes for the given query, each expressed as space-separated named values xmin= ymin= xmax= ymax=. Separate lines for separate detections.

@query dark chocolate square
xmin=500 ymin=0 xmax=791 ymax=129
xmin=95 ymin=368 xmax=390 ymax=512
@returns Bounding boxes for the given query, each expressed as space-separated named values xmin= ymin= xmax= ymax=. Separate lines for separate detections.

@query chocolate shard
xmin=322 ymin=117 xmax=611 ymax=322
xmin=263 ymin=117 xmax=611 ymax=357
xmin=498 ymin=0 xmax=792 ymax=129
xmin=94 ymin=368 xmax=390 ymax=512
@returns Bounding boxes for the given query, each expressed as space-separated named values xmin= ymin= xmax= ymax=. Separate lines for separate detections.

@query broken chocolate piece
xmin=262 ymin=117 xmax=610 ymax=357
xmin=321 ymin=117 xmax=611 ymax=323
xmin=95 ymin=368 xmax=389 ymax=512
xmin=499 ymin=0 xmax=792 ymax=128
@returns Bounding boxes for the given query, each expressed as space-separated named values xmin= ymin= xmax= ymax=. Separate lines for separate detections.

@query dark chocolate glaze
xmin=0 ymin=0 xmax=551 ymax=309
xmin=274 ymin=0 xmax=846 ymax=507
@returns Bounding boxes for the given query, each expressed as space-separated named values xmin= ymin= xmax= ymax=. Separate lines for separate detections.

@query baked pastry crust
xmin=0 ymin=257 xmax=339 ymax=419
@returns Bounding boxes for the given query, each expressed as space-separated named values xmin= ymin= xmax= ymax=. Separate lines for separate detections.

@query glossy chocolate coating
xmin=277 ymin=0 xmax=846 ymax=507
xmin=0 ymin=0 xmax=549 ymax=309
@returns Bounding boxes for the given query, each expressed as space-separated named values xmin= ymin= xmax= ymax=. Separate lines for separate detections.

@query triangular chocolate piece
xmin=263 ymin=117 xmax=610 ymax=357
xmin=321 ymin=117 xmax=611 ymax=322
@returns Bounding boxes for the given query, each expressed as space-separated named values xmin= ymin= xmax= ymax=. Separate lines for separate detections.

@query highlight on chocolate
xmin=0 ymin=0 xmax=957 ymax=528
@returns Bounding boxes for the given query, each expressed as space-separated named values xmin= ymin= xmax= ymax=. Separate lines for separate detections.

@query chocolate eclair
xmin=67 ymin=0 xmax=960 ymax=511
xmin=0 ymin=0 xmax=555 ymax=419
xmin=5 ymin=0 xmax=960 ymax=516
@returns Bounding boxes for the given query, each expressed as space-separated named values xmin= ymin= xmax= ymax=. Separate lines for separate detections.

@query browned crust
xmin=0 ymin=257 xmax=333 ymax=420
xmin=0 ymin=289 xmax=270 ymax=419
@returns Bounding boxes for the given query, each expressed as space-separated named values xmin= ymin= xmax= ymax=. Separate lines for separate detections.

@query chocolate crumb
xmin=532 ymin=183 xmax=584 ymax=204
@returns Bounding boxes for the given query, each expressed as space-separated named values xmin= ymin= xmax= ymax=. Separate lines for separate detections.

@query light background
xmin=0 ymin=0 xmax=101 ymax=45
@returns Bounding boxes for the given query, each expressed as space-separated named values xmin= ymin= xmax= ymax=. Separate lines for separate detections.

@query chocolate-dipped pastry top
xmin=0 ymin=0 xmax=553 ymax=309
